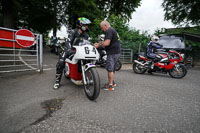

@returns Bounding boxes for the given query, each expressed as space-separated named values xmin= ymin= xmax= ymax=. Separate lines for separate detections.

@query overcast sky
xmin=129 ymin=0 xmax=175 ymax=34
xmin=51 ymin=0 xmax=176 ymax=38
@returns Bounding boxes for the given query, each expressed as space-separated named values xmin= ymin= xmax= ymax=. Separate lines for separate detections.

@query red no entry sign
xmin=15 ymin=29 xmax=35 ymax=47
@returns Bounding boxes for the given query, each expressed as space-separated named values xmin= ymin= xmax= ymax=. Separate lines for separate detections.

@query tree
xmin=0 ymin=0 xmax=55 ymax=34
xmin=0 ymin=0 xmax=142 ymax=36
xmin=49 ymin=0 xmax=68 ymax=37
xmin=65 ymin=0 xmax=101 ymax=29
xmin=18 ymin=0 xmax=55 ymax=33
xmin=95 ymin=0 xmax=141 ymax=20
xmin=162 ymin=0 xmax=200 ymax=26
xmin=107 ymin=15 xmax=149 ymax=53
xmin=90 ymin=14 xmax=149 ymax=53
xmin=0 ymin=0 xmax=22 ymax=28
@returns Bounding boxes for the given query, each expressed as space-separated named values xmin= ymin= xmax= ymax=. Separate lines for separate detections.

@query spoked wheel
xmin=169 ymin=63 xmax=187 ymax=78
xmin=84 ymin=67 xmax=100 ymax=100
xmin=115 ymin=60 xmax=122 ymax=71
xmin=133 ymin=60 xmax=147 ymax=74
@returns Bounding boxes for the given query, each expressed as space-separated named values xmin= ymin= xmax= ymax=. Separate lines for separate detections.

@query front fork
xmin=81 ymin=60 xmax=96 ymax=86
xmin=81 ymin=60 xmax=87 ymax=85
xmin=174 ymin=63 xmax=180 ymax=72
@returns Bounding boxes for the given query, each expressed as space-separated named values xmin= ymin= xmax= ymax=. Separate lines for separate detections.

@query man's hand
xmin=94 ymin=41 xmax=105 ymax=48
xmin=94 ymin=43 xmax=99 ymax=48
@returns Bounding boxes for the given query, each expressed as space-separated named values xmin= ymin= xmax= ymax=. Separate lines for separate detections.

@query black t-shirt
xmin=104 ymin=27 xmax=121 ymax=55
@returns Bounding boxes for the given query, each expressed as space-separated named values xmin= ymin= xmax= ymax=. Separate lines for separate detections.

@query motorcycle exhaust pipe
xmin=134 ymin=60 xmax=145 ymax=66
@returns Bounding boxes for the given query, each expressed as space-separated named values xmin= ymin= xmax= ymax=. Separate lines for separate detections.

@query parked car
xmin=158 ymin=34 xmax=193 ymax=68
xmin=158 ymin=34 xmax=185 ymax=50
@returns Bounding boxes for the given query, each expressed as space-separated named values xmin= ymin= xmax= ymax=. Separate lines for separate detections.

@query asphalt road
xmin=0 ymin=47 xmax=200 ymax=133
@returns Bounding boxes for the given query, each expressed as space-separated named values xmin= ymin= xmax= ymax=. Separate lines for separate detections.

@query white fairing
xmin=73 ymin=45 xmax=99 ymax=60
xmin=65 ymin=39 xmax=99 ymax=64
xmin=160 ymin=58 xmax=168 ymax=62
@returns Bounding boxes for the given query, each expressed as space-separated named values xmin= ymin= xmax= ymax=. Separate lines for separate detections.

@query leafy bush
xmin=89 ymin=14 xmax=150 ymax=54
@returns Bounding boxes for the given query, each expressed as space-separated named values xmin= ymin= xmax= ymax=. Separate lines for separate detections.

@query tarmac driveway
xmin=0 ymin=47 xmax=200 ymax=133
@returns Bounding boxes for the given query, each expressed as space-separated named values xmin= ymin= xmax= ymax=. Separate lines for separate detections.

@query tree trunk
xmin=2 ymin=0 xmax=15 ymax=28
xmin=52 ymin=1 xmax=57 ymax=37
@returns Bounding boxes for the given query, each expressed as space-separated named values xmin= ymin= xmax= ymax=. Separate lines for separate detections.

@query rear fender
xmin=138 ymin=55 xmax=148 ymax=61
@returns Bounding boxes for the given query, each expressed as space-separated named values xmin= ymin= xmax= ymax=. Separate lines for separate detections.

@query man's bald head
xmin=100 ymin=20 xmax=110 ymax=32
xmin=100 ymin=20 xmax=110 ymax=27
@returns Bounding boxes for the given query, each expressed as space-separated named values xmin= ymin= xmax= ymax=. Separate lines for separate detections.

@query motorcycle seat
xmin=146 ymin=55 xmax=154 ymax=60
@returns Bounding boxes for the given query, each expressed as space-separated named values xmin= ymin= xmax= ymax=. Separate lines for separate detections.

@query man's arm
xmin=102 ymin=39 xmax=110 ymax=47
xmin=94 ymin=39 xmax=110 ymax=48
xmin=152 ymin=43 xmax=162 ymax=49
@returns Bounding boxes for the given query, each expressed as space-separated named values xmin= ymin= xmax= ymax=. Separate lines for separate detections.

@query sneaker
xmin=113 ymin=81 xmax=117 ymax=87
xmin=53 ymin=83 xmax=60 ymax=90
xmin=104 ymin=84 xmax=114 ymax=91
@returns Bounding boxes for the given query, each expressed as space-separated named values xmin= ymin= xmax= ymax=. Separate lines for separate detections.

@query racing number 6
xmin=85 ymin=47 xmax=89 ymax=54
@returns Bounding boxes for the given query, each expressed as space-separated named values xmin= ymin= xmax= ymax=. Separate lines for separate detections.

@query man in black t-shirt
xmin=94 ymin=20 xmax=121 ymax=91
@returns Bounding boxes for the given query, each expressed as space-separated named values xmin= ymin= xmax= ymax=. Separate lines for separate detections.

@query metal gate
xmin=0 ymin=27 xmax=43 ymax=73
xmin=120 ymin=48 xmax=133 ymax=63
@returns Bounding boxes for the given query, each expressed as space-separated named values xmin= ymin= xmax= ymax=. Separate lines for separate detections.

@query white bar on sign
xmin=16 ymin=35 xmax=34 ymax=41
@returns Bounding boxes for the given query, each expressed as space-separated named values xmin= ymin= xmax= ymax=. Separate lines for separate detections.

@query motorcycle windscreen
xmin=158 ymin=35 xmax=185 ymax=49
xmin=73 ymin=38 xmax=91 ymax=46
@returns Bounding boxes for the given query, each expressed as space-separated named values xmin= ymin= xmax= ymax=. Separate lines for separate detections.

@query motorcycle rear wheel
xmin=84 ymin=67 xmax=100 ymax=100
xmin=169 ymin=63 xmax=187 ymax=78
xmin=133 ymin=61 xmax=147 ymax=74
xmin=115 ymin=60 xmax=122 ymax=71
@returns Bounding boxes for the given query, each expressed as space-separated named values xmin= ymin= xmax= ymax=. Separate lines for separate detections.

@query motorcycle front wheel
xmin=133 ymin=61 xmax=147 ymax=74
xmin=84 ymin=67 xmax=100 ymax=100
xmin=169 ymin=63 xmax=187 ymax=78
xmin=115 ymin=60 xmax=122 ymax=71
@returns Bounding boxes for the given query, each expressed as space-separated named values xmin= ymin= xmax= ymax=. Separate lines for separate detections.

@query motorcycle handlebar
xmin=58 ymin=43 xmax=64 ymax=51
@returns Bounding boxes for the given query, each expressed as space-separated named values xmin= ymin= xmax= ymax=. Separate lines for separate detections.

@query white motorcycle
xmin=62 ymin=38 xmax=100 ymax=100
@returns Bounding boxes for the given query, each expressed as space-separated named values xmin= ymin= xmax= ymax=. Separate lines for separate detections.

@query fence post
xmin=39 ymin=34 xmax=43 ymax=73
xmin=131 ymin=49 xmax=133 ymax=62
xmin=138 ymin=43 xmax=141 ymax=53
